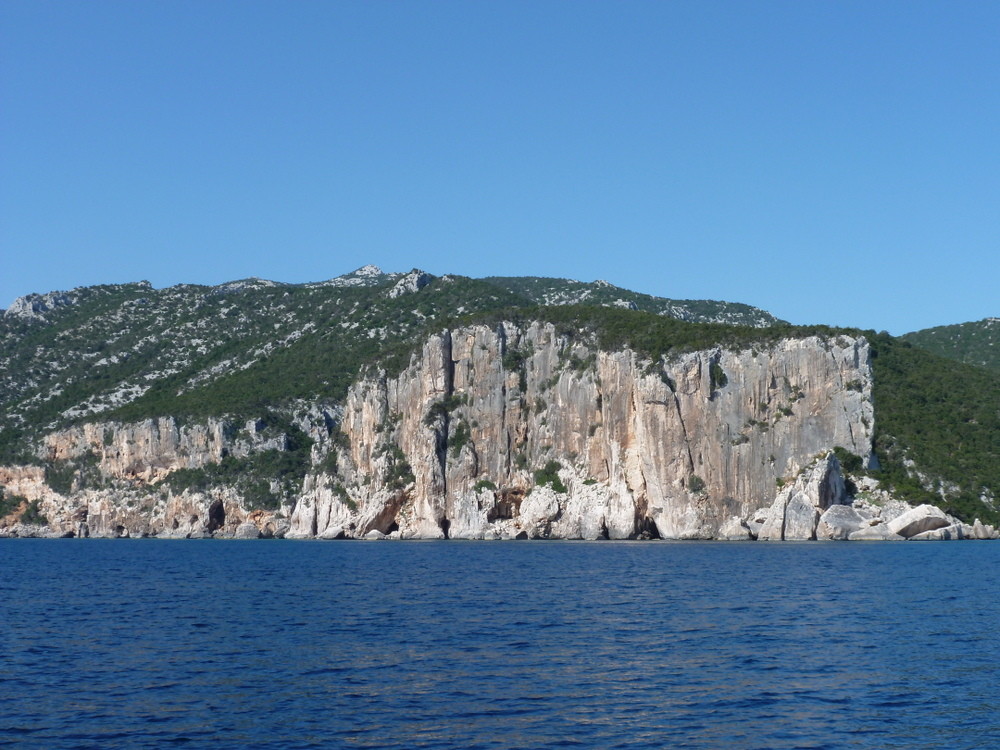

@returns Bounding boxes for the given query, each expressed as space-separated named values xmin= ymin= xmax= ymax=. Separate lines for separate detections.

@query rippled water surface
xmin=2 ymin=540 xmax=999 ymax=748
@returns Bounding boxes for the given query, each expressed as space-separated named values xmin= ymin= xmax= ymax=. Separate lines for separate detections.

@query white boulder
xmin=817 ymin=505 xmax=867 ymax=541
xmin=848 ymin=523 xmax=905 ymax=541
xmin=718 ymin=516 xmax=752 ymax=541
xmin=887 ymin=504 xmax=950 ymax=539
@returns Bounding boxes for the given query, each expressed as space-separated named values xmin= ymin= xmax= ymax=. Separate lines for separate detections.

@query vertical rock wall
xmin=293 ymin=323 xmax=874 ymax=540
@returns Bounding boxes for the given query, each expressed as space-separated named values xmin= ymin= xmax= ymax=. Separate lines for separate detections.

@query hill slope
xmin=482 ymin=276 xmax=781 ymax=327
xmin=901 ymin=318 xmax=1000 ymax=371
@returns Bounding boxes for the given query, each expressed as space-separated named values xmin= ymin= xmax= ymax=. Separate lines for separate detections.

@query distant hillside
xmin=482 ymin=276 xmax=781 ymax=327
xmin=901 ymin=318 xmax=1000 ymax=371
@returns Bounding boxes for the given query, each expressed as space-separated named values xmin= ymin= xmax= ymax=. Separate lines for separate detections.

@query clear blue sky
xmin=2 ymin=1 xmax=997 ymax=334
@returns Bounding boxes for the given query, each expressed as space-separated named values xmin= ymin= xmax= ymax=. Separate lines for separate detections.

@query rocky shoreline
xmin=4 ymin=491 xmax=997 ymax=542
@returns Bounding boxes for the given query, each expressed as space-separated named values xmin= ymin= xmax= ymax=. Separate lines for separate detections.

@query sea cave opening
xmin=207 ymin=499 xmax=226 ymax=534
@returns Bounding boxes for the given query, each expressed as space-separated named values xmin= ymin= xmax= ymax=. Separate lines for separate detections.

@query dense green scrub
xmin=901 ymin=319 xmax=999 ymax=371
xmin=867 ymin=334 xmax=999 ymax=523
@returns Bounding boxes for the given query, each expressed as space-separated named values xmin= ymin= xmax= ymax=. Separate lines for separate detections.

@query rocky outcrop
xmin=387 ymin=269 xmax=432 ymax=298
xmin=718 ymin=516 xmax=753 ymax=541
xmin=848 ymin=524 xmax=905 ymax=541
xmin=756 ymin=454 xmax=848 ymax=541
xmin=5 ymin=291 xmax=77 ymax=320
xmin=41 ymin=417 xmax=291 ymax=483
xmin=291 ymin=323 xmax=874 ymax=540
xmin=816 ymin=504 xmax=868 ymax=540
xmin=887 ymin=504 xmax=951 ymax=539
xmin=971 ymin=519 xmax=1000 ymax=540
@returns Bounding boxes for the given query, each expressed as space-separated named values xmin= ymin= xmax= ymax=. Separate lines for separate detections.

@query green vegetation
xmin=161 ymin=418 xmax=314 ymax=510
xmin=688 ymin=475 xmax=706 ymax=494
xmin=448 ymin=421 xmax=472 ymax=457
xmin=481 ymin=276 xmax=780 ymax=327
xmin=0 ymin=427 xmax=35 ymax=466
xmin=901 ymin=318 xmax=1000 ymax=371
xmin=501 ymin=347 xmax=529 ymax=391
xmin=382 ymin=444 xmax=414 ymax=490
xmin=21 ymin=499 xmax=48 ymax=525
xmin=533 ymin=460 xmax=567 ymax=493
xmin=832 ymin=446 xmax=864 ymax=474
xmin=44 ymin=461 xmax=77 ymax=495
xmin=867 ymin=334 xmax=1000 ymax=524
xmin=709 ymin=361 xmax=728 ymax=392
xmin=0 ymin=489 xmax=28 ymax=518
xmin=424 ymin=393 xmax=469 ymax=427
xmin=474 ymin=479 xmax=497 ymax=492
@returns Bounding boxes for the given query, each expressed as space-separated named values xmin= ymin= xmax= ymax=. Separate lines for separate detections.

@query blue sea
xmin=2 ymin=539 xmax=998 ymax=749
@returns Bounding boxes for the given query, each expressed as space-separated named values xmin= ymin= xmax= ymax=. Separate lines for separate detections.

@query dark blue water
xmin=2 ymin=540 xmax=998 ymax=749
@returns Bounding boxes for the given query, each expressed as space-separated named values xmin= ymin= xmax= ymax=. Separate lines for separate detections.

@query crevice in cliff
xmin=671 ymin=393 xmax=696 ymax=474
xmin=434 ymin=330 xmax=456 ymax=498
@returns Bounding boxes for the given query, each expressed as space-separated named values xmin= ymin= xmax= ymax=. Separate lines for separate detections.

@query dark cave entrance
xmin=636 ymin=517 xmax=661 ymax=540
xmin=207 ymin=499 xmax=226 ymax=534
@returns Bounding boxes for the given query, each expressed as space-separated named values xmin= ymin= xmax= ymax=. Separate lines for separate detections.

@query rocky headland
xmin=3 ymin=322 xmax=995 ymax=541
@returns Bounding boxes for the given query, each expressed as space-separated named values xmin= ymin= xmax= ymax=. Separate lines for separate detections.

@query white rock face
xmin=4 ymin=291 xmax=77 ymax=319
xmin=817 ymin=505 xmax=867 ymax=541
xmin=232 ymin=522 xmax=261 ymax=539
xmin=291 ymin=323 xmax=874 ymax=540
xmin=43 ymin=418 xmax=233 ymax=483
xmin=887 ymin=504 xmax=951 ymax=539
xmin=848 ymin=524 xmax=905 ymax=541
xmin=718 ymin=516 xmax=752 ymax=541
xmin=910 ymin=523 xmax=971 ymax=541
xmin=387 ymin=270 xmax=432 ymax=298
xmin=971 ymin=519 xmax=1000 ymax=540
xmin=757 ymin=454 xmax=848 ymax=541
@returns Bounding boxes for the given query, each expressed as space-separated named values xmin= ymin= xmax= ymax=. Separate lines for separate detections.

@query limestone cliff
xmin=2 ymin=322 xmax=884 ymax=540
xmin=290 ymin=322 xmax=875 ymax=540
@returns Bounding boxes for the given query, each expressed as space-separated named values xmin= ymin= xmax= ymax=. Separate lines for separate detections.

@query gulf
xmin=2 ymin=539 xmax=998 ymax=749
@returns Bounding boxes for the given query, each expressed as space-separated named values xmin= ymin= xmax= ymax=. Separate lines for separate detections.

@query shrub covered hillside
xmin=867 ymin=334 xmax=999 ymax=523
xmin=901 ymin=318 xmax=1000 ymax=371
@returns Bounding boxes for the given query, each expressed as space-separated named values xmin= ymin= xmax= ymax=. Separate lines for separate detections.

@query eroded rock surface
xmin=888 ymin=505 xmax=951 ymax=539
xmin=1 ymin=324 xmax=891 ymax=540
